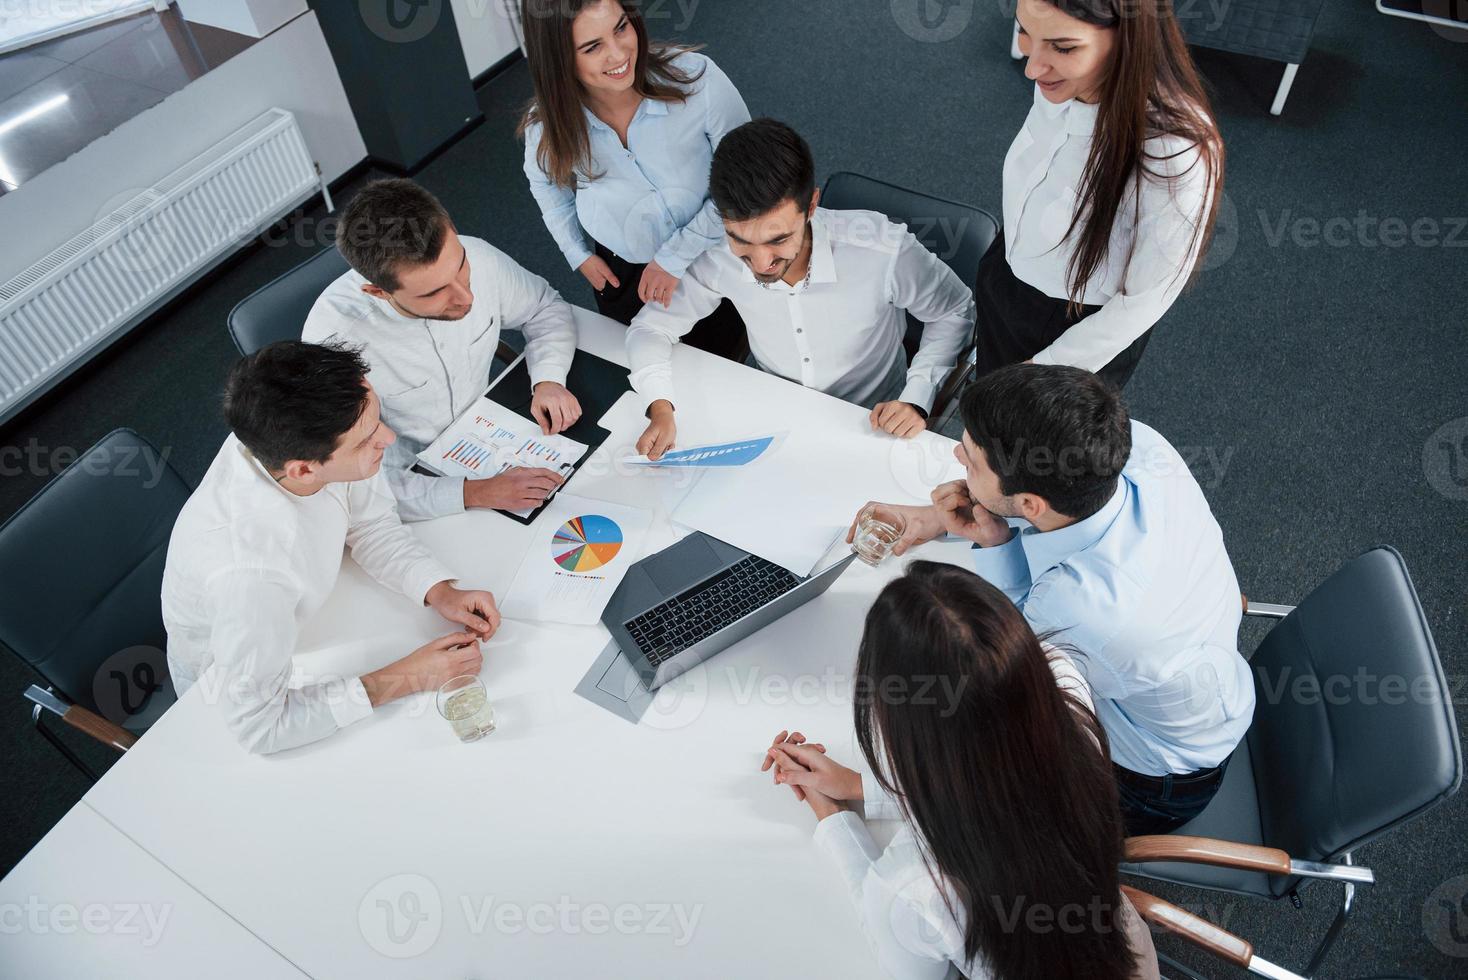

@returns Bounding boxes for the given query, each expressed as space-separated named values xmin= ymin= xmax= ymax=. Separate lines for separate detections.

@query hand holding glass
xmin=852 ymin=503 xmax=907 ymax=566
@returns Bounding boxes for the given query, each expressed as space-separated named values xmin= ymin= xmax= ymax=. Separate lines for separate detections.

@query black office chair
xmin=819 ymin=171 xmax=998 ymax=417
xmin=227 ymin=247 xmax=351 ymax=356
xmin=227 ymin=246 xmax=522 ymax=366
xmin=1123 ymin=547 xmax=1462 ymax=979
xmin=0 ymin=429 xmax=190 ymax=780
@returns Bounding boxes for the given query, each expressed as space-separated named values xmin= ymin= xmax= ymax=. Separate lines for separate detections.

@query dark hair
xmin=960 ymin=363 xmax=1130 ymax=520
xmin=709 ymin=118 xmax=816 ymax=221
xmin=518 ymin=0 xmax=705 ymax=190
xmin=855 ymin=561 xmax=1135 ymax=980
xmin=223 ymin=341 xmax=371 ymax=472
xmin=335 ymin=179 xmax=452 ymax=291
xmin=1036 ymin=0 xmax=1225 ymax=312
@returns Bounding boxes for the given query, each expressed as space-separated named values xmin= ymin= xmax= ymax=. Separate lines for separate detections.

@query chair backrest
xmin=227 ymin=247 xmax=351 ymax=356
xmin=1248 ymin=547 xmax=1461 ymax=890
xmin=819 ymin=172 xmax=997 ymax=359
xmin=0 ymin=429 xmax=190 ymax=728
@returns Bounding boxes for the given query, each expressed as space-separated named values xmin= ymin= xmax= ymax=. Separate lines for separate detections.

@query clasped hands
xmin=760 ymin=729 xmax=863 ymax=821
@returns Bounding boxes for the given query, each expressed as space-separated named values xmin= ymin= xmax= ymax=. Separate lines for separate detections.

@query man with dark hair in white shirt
xmin=627 ymin=118 xmax=976 ymax=458
xmin=161 ymin=342 xmax=501 ymax=755
xmin=855 ymin=364 xmax=1253 ymax=834
xmin=303 ymin=178 xmax=582 ymax=522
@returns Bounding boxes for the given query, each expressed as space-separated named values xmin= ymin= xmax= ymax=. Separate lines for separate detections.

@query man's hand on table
xmin=869 ymin=401 xmax=927 ymax=439
xmin=425 ymin=581 xmax=502 ymax=639
xmin=464 ymin=467 xmax=565 ymax=511
xmin=361 ymin=632 xmax=483 ymax=707
xmin=637 ymin=400 xmax=677 ymax=461
xmin=530 ymin=381 xmax=582 ymax=435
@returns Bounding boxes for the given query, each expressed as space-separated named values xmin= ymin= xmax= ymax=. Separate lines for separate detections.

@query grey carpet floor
xmin=1 ymin=2 xmax=1464 ymax=976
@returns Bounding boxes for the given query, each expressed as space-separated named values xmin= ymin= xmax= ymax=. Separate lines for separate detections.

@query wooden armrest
xmin=60 ymin=704 xmax=138 ymax=752
xmin=1124 ymin=835 xmax=1292 ymax=876
xmin=1121 ymin=885 xmax=1253 ymax=969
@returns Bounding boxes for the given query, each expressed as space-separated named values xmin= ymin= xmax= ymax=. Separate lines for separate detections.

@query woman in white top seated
xmin=519 ymin=0 xmax=750 ymax=360
xmin=764 ymin=561 xmax=1158 ymax=980
xmin=981 ymin=0 xmax=1225 ymax=388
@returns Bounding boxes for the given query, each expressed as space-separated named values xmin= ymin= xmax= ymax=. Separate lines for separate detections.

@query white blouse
xmin=817 ymin=652 xmax=1159 ymax=979
xmin=1003 ymin=84 xmax=1214 ymax=372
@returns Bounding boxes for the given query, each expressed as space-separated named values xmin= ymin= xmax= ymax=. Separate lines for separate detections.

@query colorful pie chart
xmin=552 ymin=515 xmax=624 ymax=572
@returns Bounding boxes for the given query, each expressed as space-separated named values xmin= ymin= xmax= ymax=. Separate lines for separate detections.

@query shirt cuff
xmin=812 ymin=810 xmax=883 ymax=892
xmin=428 ymin=476 xmax=467 ymax=519
xmin=862 ymin=771 xmax=903 ymax=821
xmin=562 ymin=242 xmax=594 ymax=272
xmin=637 ymin=377 xmax=678 ymax=414
xmin=968 ymin=527 xmax=1029 ymax=592
xmin=408 ymin=560 xmax=457 ymax=608
xmin=897 ymin=378 xmax=937 ymax=415
xmin=330 ymin=677 xmax=375 ymax=729
xmin=651 ymin=245 xmax=693 ymax=279
xmin=527 ymin=365 xmax=572 ymax=391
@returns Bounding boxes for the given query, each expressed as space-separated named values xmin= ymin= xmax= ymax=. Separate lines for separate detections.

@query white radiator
xmin=0 ymin=107 xmax=324 ymax=425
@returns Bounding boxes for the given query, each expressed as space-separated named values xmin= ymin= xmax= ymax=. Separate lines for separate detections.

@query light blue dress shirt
xmin=969 ymin=420 xmax=1255 ymax=776
xmin=521 ymin=51 xmax=750 ymax=278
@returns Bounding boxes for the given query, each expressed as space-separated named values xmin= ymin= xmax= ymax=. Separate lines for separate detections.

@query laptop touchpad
xmin=645 ymin=534 xmax=724 ymax=596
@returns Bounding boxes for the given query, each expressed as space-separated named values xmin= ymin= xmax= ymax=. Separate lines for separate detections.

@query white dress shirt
xmin=302 ymin=235 xmax=577 ymax=522
xmin=522 ymin=51 xmax=750 ymax=278
xmin=626 ymin=208 xmax=976 ymax=413
xmin=161 ymin=436 xmax=455 ymax=754
xmin=1003 ymin=84 xmax=1213 ymax=371
xmin=968 ymin=420 xmax=1254 ymax=776
xmin=823 ymin=653 xmax=1159 ymax=980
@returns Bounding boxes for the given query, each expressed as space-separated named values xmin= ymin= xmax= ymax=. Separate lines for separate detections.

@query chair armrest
xmin=1125 ymin=835 xmax=1375 ymax=885
xmin=497 ymin=340 xmax=520 ymax=365
xmin=1121 ymin=885 xmax=1253 ymax=969
xmin=1241 ymin=593 xmax=1295 ymax=619
xmin=24 ymin=685 xmax=137 ymax=752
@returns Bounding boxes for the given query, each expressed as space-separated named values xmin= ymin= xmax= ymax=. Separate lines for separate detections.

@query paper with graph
xmin=416 ymin=396 xmax=589 ymax=516
xmin=499 ymin=495 xmax=653 ymax=626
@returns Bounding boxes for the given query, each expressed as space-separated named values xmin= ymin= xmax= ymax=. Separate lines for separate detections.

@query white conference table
xmin=0 ymin=803 xmax=306 ymax=978
xmin=73 ymin=307 xmax=970 ymax=978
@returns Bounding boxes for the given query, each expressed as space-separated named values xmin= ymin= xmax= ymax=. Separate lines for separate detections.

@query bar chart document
xmin=416 ymin=396 xmax=590 ymax=517
xmin=500 ymin=494 xmax=654 ymax=625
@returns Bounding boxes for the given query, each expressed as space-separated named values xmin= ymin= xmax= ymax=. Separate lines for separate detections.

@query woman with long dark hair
xmin=763 ymin=562 xmax=1158 ymax=979
xmin=518 ymin=0 xmax=749 ymax=358
xmin=977 ymin=0 xmax=1225 ymax=388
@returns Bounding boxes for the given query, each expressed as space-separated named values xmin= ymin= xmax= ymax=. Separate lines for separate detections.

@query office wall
xmin=451 ymin=0 xmax=521 ymax=76
xmin=0 ymin=10 xmax=366 ymax=283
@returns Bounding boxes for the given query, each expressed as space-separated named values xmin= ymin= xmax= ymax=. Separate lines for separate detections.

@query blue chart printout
xmin=622 ymin=435 xmax=778 ymax=468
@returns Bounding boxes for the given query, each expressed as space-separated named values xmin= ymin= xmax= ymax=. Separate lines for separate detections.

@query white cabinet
xmin=450 ymin=0 xmax=522 ymax=77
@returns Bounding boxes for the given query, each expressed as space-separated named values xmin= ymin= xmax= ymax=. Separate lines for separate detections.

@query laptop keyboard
xmin=625 ymin=556 xmax=801 ymax=667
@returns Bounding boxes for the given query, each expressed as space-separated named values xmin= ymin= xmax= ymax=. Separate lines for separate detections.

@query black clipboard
xmin=481 ymin=348 xmax=632 ymax=525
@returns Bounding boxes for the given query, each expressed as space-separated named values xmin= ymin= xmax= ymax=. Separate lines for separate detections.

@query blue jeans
xmin=1114 ymin=757 xmax=1230 ymax=836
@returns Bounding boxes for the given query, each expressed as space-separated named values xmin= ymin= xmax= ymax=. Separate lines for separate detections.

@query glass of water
xmin=852 ymin=503 xmax=907 ymax=567
xmin=437 ymin=675 xmax=496 ymax=742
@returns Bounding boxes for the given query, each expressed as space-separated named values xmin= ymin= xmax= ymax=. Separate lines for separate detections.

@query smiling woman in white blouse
xmin=518 ymin=0 xmax=750 ymax=359
xmin=763 ymin=562 xmax=1158 ymax=980
xmin=980 ymin=0 xmax=1225 ymax=388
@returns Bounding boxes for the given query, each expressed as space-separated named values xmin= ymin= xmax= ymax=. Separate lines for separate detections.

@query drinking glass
xmin=436 ymin=675 xmax=495 ymax=742
xmin=852 ymin=504 xmax=907 ymax=567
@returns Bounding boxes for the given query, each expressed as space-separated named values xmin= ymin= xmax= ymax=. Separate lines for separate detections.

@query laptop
xmin=575 ymin=532 xmax=856 ymax=721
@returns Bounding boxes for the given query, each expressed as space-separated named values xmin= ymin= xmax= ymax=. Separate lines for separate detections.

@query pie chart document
xmin=500 ymin=494 xmax=654 ymax=626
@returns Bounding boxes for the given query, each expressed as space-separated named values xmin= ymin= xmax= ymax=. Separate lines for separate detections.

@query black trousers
xmin=973 ymin=233 xmax=1153 ymax=390
xmin=591 ymin=242 xmax=748 ymax=363
xmin=1113 ymin=757 xmax=1229 ymax=836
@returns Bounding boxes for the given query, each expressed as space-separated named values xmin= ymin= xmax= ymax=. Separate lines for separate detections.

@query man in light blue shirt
xmin=861 ymin=364 xmax=1254 ymax=833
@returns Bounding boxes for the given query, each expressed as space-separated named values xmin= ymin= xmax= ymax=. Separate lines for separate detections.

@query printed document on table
xmin=417 ymin=395 xmax=589 ymax=517
xmin=499 ymin=494 xmax=654 ymax=626
xmin=620 ymin=434 xmax=782 ymax=468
